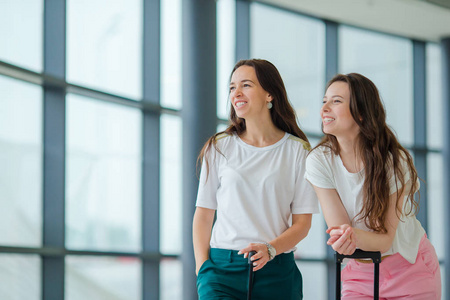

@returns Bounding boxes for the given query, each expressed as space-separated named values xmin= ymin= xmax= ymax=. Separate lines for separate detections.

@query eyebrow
xmin=323 ymin=95 xmax=344 ymax=99
xmin=230 ymin=79 xmax=255 ymax=85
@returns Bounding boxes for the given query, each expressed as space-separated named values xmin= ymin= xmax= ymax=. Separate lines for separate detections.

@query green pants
xmin=196 ymin=248 xmax=303 ymax=300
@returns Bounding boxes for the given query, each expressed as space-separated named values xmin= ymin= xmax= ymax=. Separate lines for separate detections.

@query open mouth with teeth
xmin=235 ymin=101 xmax=247 ymax=108
xmin=323 ymin=117 xmax=335 ymax=125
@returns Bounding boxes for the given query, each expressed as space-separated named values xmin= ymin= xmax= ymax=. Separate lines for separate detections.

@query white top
xmin=305 ymin=146 xmax=425 ymax=264
xmin=196 ymin=132 xmax=319 ymax=252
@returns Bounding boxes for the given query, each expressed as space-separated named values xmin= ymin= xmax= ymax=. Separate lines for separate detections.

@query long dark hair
xmin=314 ymin=73 xmax=419 ymax=233
xmin=198 ymin=59 xmax=309 ymax=177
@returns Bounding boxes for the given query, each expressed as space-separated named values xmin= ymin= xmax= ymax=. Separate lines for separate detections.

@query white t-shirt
xmin=305 ymin=146 xmax=425 ymax=264
xmin=196 ymin=132 xmax=319 ymax=252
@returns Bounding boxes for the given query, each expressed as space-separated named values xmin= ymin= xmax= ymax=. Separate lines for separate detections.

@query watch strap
xmin=263 ymin=242 xmax=276 ymax=261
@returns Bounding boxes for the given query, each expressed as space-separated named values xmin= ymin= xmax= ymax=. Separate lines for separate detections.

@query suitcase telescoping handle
xmin=335 ymin=249 xmax=381 ymax=300
xmin=247 ymin=251 xmax=257 ymax=300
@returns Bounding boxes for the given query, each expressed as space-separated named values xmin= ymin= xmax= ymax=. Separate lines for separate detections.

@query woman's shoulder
xmin=202 ymin=132 xmax=232 ymax=154
xmin=309 ymin=144 xmax=333 ymax=157
xmin=306 ymin=144 xmax=336 ymax=166
xmin=286 ymin=134 xmax=311 ymax=152
xmin=215 ymin=132 xmax=232 ymax=142
xmin=208 ymin=132 xmax=233 ymax=153
xmin=385 ymin=149 xmax=412 ymax=176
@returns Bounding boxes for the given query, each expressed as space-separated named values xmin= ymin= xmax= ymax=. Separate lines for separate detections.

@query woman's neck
xmin=337 ymin=137 xmax=364 ymax=173
xmin=240 ymin=119 xmax=284 ymax=147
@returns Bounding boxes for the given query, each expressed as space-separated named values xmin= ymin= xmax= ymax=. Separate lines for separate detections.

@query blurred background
xmin=0 ymin=0 xmax=449 ymax=299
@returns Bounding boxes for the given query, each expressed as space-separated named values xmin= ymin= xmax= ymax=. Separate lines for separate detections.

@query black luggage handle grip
xmin=248 ymin=251 xmax=257 ymax=264
xmin=335 ymin=249 xmax=381 ymax=263
xmin=335 ymin=250 xmax=381 ymax=300
xmin=247 ymin=251 xmax=256 ymax=300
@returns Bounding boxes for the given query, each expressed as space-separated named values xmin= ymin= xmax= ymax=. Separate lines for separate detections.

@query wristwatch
xmin=264 ymin=242 xmax=276 ymax=261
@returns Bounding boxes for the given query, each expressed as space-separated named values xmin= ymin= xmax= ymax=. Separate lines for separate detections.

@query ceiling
xmin=258 ymin=0 xmax=450 ymax=42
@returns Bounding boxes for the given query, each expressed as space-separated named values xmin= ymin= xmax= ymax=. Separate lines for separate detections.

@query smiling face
xmin=321 ymin=81 xmax=360 ymax=140
xmin=229 ymin=65 xmax=272 ymax=120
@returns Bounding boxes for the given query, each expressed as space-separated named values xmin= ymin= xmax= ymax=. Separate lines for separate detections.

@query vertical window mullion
xmin=181 ymin=1 xmax=217 ymax=298
xmin=441 ymin=37 xmax=450 ymax=300
xmin=324 ymin=19 xmax=338 ymax=300
xmin=142 ymin=0 xmax=161 ymax=299
xmin=413 ymin=40 xmax=428 ymax=231
xmin=42 ymin=0 xmax=66 ymax=299
xmin=235 ymin=0 xmax=250 ymax=61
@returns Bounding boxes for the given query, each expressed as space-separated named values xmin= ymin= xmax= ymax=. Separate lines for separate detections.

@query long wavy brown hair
xmin=314 ymin=73 xmax=419 ymax=233
xmin=198 ymin=59 xmax=309 ymax=178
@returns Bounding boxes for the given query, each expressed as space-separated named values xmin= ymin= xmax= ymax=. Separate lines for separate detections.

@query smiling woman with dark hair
xmin=306 ymin=73 xmax=441 ymax=299
xmin=193 ymin=59 xmax=318 ymax=300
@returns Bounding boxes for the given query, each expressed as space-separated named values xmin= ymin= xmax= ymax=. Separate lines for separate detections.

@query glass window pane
xmin=67 ymin=0 xmax=142 ymax=99
xmin=295 ymin=214 xmax=326 ymax=259
xmin=0 ymin=0 xmax=43 ymax=71
xmin=160 ymin=259 xmax=182 ymax=300
xmin=160 ymin=115 xmax=182 ymax=254
xmin=0 ymin=76 xmax=42 ymax=247
xmin=66 ymin=256 xmax=141 ymax=300
xmin=217 ymin=123 xmax=228 ymax=133
xmin=66 ymin=94 xmax=142 ymax=252
xmin=308 ymin=136 xmax=322 ymax=148
xmin=339 ymin=26 xmax=413 ymax=146
xmin=426 ymin=43 xmax=443 ymax=149
xmin=295 ymin=137 xmax=325 ymax=259
xmin=161 ymin=0 xmax=181 ymax=109
xmin=251 ymin=3 xmax=325 ymax=135
xmin=217 ymin=0 xmax=235 ymax=120
xmin=0 ymin=254 xmax=40 ymax=300
xmin=296 ymin=261 xmax=327 ymax=300
xmin=427 ymin=153 xmax=444 ymax=260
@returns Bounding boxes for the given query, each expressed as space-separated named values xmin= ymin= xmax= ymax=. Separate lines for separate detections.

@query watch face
xmin=265 ymin=243 xmax=275 ymax=259
xmin=269 ymin=248 xmax=275 ymax=257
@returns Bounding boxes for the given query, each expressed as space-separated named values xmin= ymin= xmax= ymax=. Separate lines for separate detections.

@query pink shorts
xmin=341 ymin=235 xmax=441 ymax=300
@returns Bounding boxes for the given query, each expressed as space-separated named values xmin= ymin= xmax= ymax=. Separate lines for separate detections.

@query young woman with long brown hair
xmin=193 ymin=59 xmax=318 ymax=299
xmin=306 ymin=73 xmax=441 ymax=299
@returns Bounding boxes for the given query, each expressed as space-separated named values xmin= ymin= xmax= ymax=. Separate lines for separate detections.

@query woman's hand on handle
xmin=238 ymin=243 xmax=270 ymax=272
xmin=238 ymin=214 xmax=312 ymax=272
xmin=326 ymin=224 xmax=356 ymax=255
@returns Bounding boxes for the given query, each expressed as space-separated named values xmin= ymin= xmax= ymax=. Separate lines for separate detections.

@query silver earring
xmin=267 ymin=102 xmax=273 ymax=109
